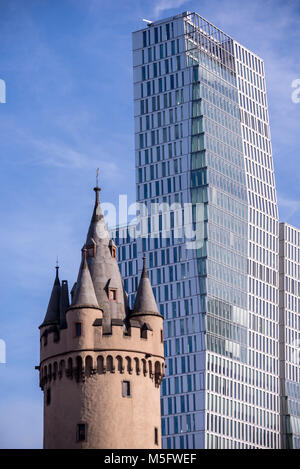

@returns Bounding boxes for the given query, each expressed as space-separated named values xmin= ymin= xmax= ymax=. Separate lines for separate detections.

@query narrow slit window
xmin=76 ymin=423 xmax=86 ymax=442
xmin=74 ymin=322 xmax=82 ymax=337
xmin=154 ymin=427 xmax=159 ymax=445
xmin=122 ymin=380 xmax=131 ymax=397
xmin=46 ymin=388 xmax=51 ymax=406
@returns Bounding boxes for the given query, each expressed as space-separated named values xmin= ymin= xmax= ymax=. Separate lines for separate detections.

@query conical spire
xmin=131 ymin=257 xmax=161 ymax=317
xmin=84 ymin=180 xmax=129 ymax=330
xmin=86 ymin=184 xmax=110 ymax=246
xmin=71 ymin=249 xmax=99 ymax=309
xmin=41 ymin=266 xmax=61 ymax=326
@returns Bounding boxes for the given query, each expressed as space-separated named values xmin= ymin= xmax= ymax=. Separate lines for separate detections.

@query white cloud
xmin=153 ymin=0 xmax=189 ymax=19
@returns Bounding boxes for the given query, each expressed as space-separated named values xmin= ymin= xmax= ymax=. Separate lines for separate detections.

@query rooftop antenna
xmin=96 ymin=168 xmax=99 ymax=188
xmin=142 ymin=18 xmax=153 ymax=25
xmin=56 ymin=256 xmax=59 ymax=268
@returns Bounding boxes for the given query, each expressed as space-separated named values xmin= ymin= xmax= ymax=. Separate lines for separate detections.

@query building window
xmin=122 ymin=380 xmax=131 ymax=397
xmin=46 ymin=388 xmax=51 ymax=406
xmin=154 ymin=427 xmax=159 ymax=445
xmin=108 ymin=288 xmax=117 ymax=301
xmin=86 ymin=242 xmax=96 ymax=258
xmin=74 ymin=322 xmax=82 ymax=337
xmin=76 ymin=423 xmax=86 ymax=442
xmin=160 ymin=329 xmax=163 ymax=343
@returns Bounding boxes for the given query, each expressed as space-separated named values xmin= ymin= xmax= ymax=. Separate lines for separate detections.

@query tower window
xmin=154 ymin=427 xmax=159 ymax=445
xmin=46 ymin=388 xmax=51 ymax=406
xmin=122 ymin=380 xmax=131 ymax=397
xmin=76 ymin=423 xmax=86 ymax=442
xmin=86 ymin=242 xmax=96 ymax=258
xmin=160 ymin=329 xmax=163 ymax=343
xmin=74 ymin=322 xmax=82 ymax=337
xmin=108 ymin=288 xmax=117 ymax=301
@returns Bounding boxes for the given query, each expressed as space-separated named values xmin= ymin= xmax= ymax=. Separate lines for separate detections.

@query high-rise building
xmin=279 ymin=222 xmax=300 ymax=449
xmin=112 ymin=11 xmax=281 ymax=448
xmin=38 ymin=185 xmax=165 ymax=449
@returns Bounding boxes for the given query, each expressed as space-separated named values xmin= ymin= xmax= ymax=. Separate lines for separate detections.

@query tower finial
xmin=55 ymin=258 xmax=59 ymax=280
xmin=142 ymin=255 xmax=148 ymax=278
xmin=94 ymin=168 xmax=101 ymax=204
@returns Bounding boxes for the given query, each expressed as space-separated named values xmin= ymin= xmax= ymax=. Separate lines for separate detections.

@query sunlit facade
xmin=111 ymin=11 xmax=281 ymax=448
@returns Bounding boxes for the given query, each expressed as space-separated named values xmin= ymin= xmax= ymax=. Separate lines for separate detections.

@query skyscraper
xmin=112 ymin=11 xmax=280 ymax=448
xmin=279 ymin=222 xmax=300 ymax=449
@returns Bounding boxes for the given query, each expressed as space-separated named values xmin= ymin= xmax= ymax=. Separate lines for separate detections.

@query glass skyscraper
xmin=279 ymin=223 xmax=300 ymax=449
xmin=110 ymin=11 xmax=285 ymax=448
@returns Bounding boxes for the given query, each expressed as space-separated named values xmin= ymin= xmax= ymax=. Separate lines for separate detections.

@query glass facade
xmin=111 ymin=11 xmax=283 ymax=448
xmin=279 ymin=223 xmax=300 ymax=449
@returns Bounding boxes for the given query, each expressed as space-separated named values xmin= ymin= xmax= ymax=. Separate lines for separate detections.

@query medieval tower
xmin=38 ymin=183 xmax=165 ymax=449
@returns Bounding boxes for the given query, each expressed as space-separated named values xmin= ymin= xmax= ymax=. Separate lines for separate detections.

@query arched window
xmin=48 ymin=364 xmax=52 ymax=382
xmin=148 ymin=361 xmax=153 ymax=378
xmin=58 ymin=360 xmax=65 ymax=379
xmin=134 ymin=357 xmax=140 ymax=375
xmin=125 ymin=356 xmax=132 ymax=374
xmin=67 ymin=357 xmax=73 ymax=378
xmin=116 ymin=355 xmax=124 ymax=373
xmin=53 ymin=362 xmax=58 ymax=380
xmin=155 ymin=361 xmax=161 ymax=386
xmin=75 ymin=356 xmax=83 ymax=382
xmin=142 ymin=359 xmax=147 ymax=376
xmin=43 ymin=366 xmax=48 ymax=383
xmin=97 ymin=355 xmax=105 ymax=374
xmin=85 ymin=356 xmax=93 ymax=376
xmin=106 ymin=355 xmax=114 ymax=373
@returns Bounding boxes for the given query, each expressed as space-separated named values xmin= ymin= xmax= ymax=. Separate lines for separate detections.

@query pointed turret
xmin=71 ymin=249 xmax=99 ymax=309
xmin=41 ymin=266 xmax=61 ymax=327
xmin=131 ymin=257 xmax=162 ymax=318
xmin=84 ymin=182 xmax=129 ymax=331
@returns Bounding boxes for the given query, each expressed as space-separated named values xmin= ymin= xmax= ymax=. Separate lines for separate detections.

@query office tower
xmin=279 ymin=223 xmax=300 ymax=449
xmin=112 ymin=11 xmax=280 ymax=448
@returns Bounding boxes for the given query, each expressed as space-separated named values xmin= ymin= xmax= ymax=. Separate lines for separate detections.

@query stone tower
xmin=38 ymin=184 xmax=165 ymax=449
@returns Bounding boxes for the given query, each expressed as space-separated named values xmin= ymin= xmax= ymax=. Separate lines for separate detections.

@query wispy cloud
xmin=278 ymin=194 xmax=300 ymax=221
xmin=152 ymin=0 xmax=189 ymax=19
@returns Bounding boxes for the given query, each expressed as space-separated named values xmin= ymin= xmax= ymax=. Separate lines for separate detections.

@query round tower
xmin=38 ymin=183 xmax=165 ymax=449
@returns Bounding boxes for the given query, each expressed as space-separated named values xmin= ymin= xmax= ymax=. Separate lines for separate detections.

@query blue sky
xmin=0 ymin=0 xmax=299 ymax=448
